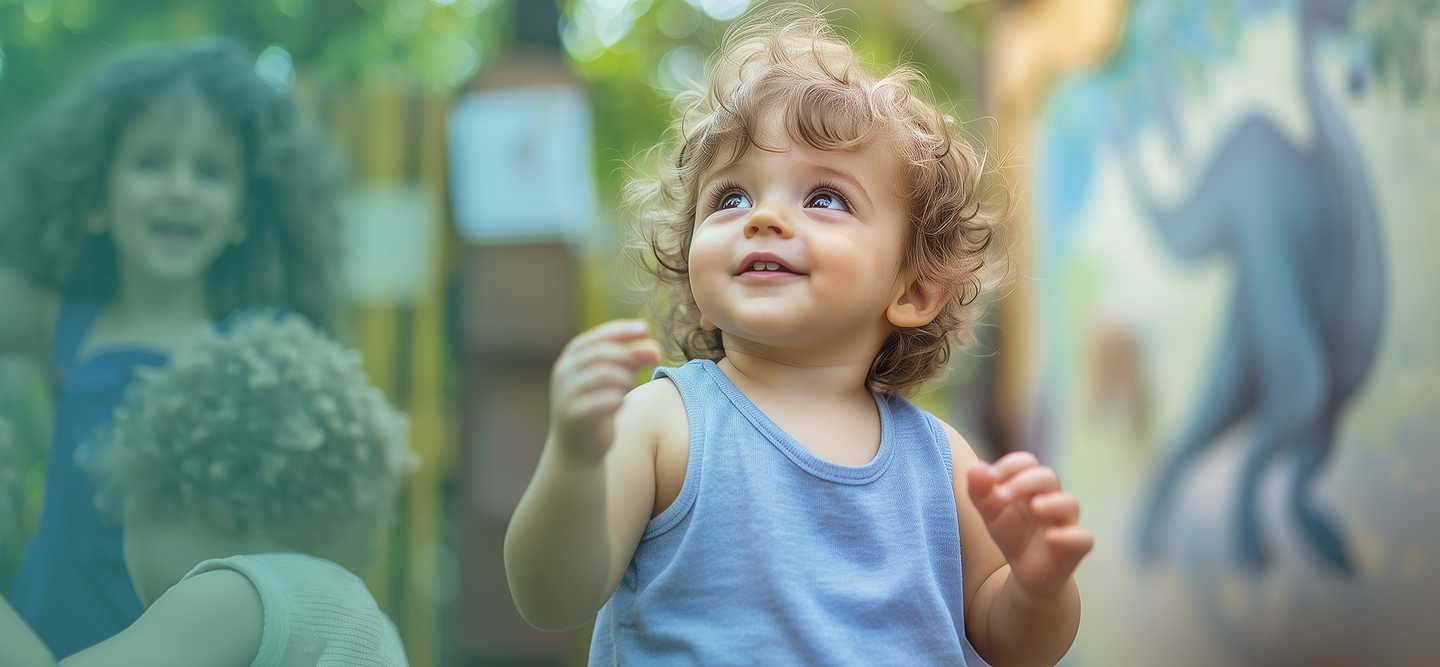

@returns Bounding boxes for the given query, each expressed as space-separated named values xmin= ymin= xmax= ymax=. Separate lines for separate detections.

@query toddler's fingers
xmin=1044 ymin=525 xmax=1095 ymax=572
xmin=568 ymin=388 xmax=628 ymax=420
xmin=569 ymin=319 xmax=650 ymax=351
xmin=965 ymin=463 xmax=996 ymax=498
xmin=568 ymin=366 xmax=642 ymax=397
xmin=1030 ymin=492 xmax=1080 ymax=526
xmin=627 ymin=339 xmax=662 ymax=368
xmin=574 ymin=341 xmax=659 ymax=372
xmin=996 ymin=466 xmax=1059 ymax=504
xmin=988 ymin=451 xmax=1040 ymax=485
xmin=965 ymin=465 xmax=1011 ymax=522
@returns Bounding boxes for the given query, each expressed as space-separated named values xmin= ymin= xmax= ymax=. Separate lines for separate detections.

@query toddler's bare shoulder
xmin=617 ymin=376 xmax=687 ymax=439
xmin=619 ymin=377 xmax=689 ymax=512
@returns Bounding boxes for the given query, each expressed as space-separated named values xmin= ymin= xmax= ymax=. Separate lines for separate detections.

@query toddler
xmin=506 ymin=6 xmax=1093 ymax=666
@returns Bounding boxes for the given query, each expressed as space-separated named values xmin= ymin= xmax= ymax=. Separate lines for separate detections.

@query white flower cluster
xmin=82 ymin=313 xmax=417 ymax=534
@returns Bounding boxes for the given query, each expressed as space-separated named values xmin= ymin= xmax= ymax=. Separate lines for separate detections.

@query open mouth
xmin=735 ymin=252 xmax=805 ymax=278
xmin=150 ymin=221 xmax=204 ymax=243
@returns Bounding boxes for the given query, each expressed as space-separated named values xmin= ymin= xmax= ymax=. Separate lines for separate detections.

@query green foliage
xmin=1358 ymin=0 xmax=1440 ymax=103
xmin=559 ymin=0 xmax=985 ymax=205
xmin=0 ymin=0 xmax=507 ymax=140
xmin=0 ymin=361 xmax=50 ymax=596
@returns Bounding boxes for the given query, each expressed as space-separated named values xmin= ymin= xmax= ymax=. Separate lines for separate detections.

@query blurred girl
xmin=0 ymin=38 xmax=344 ymax=657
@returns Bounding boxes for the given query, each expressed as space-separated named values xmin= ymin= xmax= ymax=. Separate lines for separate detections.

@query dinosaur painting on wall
xmin=1121 ymin=0 xmax=1385 ymax=575
xmin=1016 ymin=0 xmax=1438 ymax=661
xmin=1031 ymin=0 xmax=1394 ymax=574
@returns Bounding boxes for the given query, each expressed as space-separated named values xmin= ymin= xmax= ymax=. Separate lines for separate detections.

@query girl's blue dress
xmin=10 ymin=301 xmax=162 ymax=658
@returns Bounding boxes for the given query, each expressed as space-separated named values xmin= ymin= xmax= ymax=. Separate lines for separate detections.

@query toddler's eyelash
xmin=811 ymin=180 xmax=854 ymax=211
xmin=701 ymin=179 xmax=855 ymax=212
xmin=704 ymin=180 xmax=746 ymax=212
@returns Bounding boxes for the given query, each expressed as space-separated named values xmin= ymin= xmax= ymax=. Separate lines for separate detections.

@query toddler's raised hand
xmin=967 ymin=452 xmax=1093 ymax=600
xmin=549 ymin=319 xmax=661 ymax=465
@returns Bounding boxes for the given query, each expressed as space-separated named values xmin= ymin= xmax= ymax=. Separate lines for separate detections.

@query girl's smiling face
xmin=687 ymin=114 xmax=912 ymax=354
xmin=101 ymin=84 xmax=246 ymax=290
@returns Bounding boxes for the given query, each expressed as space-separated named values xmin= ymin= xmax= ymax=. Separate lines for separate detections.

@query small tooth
xmin=765 ymin=262 xmax=780 ymax=271
xmin=753 ymin=262 xmax=765 ymax=271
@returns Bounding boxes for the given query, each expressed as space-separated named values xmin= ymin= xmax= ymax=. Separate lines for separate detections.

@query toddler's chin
xmin=718 ymin=314 xmax=837 ymax=347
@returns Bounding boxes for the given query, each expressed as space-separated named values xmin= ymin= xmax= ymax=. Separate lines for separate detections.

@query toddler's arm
xmin=944 ymin=423 xmax=1091 ymax=667
xmin=504 ymin=320 xmax=663 ymax=631
xmin=1 ymin=570 xmax=261 ymax=667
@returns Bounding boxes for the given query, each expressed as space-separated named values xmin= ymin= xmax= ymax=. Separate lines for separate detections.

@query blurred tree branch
xmin=842 ymin=0 xmax=987 ymax=107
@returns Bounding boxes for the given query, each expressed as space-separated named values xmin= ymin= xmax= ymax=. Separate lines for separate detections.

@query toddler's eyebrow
xmin=804 ymin=163 xmax=872 ymax=210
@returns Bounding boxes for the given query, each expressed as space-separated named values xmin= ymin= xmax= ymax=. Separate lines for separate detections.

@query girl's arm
xmin=504 ymin=320 xmax=666 ymax=631
xmin=0 ymin=265 xmax=58 ymax=364
xmin=944 ymin=423 xmax=1090 ymax=667
xmin=1 ymin=571 xmax=262 ymax=667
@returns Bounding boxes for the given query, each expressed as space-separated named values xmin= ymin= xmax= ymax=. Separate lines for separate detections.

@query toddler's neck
xmin=717 ymin=338 xmax=876 ymax=403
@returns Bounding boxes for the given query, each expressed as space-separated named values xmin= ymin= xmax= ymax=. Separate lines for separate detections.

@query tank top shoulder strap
xmin=51 ymin=300 xmax=103 ymax=370
xmin=884 ymin=394 xmax=955 ymax=479
xmin=920 ymin=411 xmax=955 ymax=478
xmin=644 ymin=359 xmax=716 ymax=539
xmin=650 ymin=358 xmax=715 ymax=407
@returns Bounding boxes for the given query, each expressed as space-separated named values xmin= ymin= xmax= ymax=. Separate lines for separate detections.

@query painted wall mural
xmin=1026 ymin=0 xmax=1439 ymax=663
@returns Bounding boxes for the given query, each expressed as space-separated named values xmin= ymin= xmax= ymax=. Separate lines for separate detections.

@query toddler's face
xmin=102 ymin=86 xmax=246 ymax=288
xmin=688 ymin=114 xmax=911 ymax=351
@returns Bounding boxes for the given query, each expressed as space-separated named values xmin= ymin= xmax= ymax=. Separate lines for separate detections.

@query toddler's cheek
xmin=686 ymin=249 xmax=731 ymax=306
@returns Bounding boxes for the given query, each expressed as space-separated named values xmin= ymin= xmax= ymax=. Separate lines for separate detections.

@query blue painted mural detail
xmin=1041 ymin=0 xmax=1385 ymax=574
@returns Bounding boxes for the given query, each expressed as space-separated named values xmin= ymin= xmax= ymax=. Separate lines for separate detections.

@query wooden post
xmin=988 ymin=0 xmax=1129 ymax=450
xmin=452 ymin=1 xmax=595 ymax=664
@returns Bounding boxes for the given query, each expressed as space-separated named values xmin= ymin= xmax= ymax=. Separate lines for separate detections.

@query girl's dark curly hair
xmin=0 ymin=38 xmax=344 ymax=329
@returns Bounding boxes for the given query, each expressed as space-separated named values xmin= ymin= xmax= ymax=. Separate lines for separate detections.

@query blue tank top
xmin=10 ymin=301 xmax=161 ymax=657
xmin=589 ymin=359 xmax=981 ymax=665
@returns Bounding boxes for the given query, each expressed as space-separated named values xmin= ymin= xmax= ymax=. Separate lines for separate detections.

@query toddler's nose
xmin=743 ymin=208 xmax=794 ymax=239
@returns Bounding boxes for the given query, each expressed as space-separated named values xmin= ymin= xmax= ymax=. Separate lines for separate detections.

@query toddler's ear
xmin=885 ymin=276 xmax=947 ymax=329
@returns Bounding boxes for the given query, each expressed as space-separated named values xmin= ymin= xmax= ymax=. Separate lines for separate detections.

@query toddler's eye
xmin=714 ymin=189 xmax=751 ymax=211
xmin=806 ymin=188 xmax=849 ymax=212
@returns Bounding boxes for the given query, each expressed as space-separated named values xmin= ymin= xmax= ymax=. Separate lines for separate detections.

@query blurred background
xmin=0 ymin=0 xmax=1435 ymax=665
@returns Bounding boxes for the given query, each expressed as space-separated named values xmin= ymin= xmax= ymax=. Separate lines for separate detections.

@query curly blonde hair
xmin=80 ymin=314 xmax=415 ymax=553
xmin=631 ymin=5 xmax=1001 ymax=394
